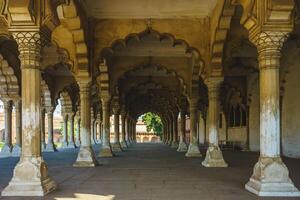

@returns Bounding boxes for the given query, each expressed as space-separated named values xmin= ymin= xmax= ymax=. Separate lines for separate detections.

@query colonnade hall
xmin=1 ymin=0 xmax=300 ymax=199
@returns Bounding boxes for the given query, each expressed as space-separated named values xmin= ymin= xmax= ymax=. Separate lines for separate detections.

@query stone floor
xmin=0 ymin=143 xmax=300 ymax=200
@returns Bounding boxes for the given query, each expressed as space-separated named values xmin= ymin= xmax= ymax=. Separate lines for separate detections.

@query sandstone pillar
xmin=61 ymin=114 xmax=68 ymax=148
xmin=12 ymin=100 xmax=22 ymax=156
xmin=202 ymin=77 xmax=227 ymax=167
xmin=177 ymin=110 xmax=187 ymax=152
xmin=91 ymin=118 xmax=96 ymax=145
xmin=186 ymin=98 xmax=202 ymax=157
xmin=97 ymin=120 xmax=102 ymax=144
xmin=75 ymin=116 xmax=81 ymax=146
xmin=171 ymin=113 xmax=179 ymax=148
xmin=45 ymin=110 xmax=57 ymax=152
xmin=68 ymin=113 xmax=76 ymax=148
xmin=120 ymin=112 xmax=128 ymax=148
xmin=0 ymin=100 xmax=12 ymax=157
xmin=73 ymin=80 xmax=98 ymax=167
xmin=98 ymin=97 xmax=114 ymax=157
xmin=2 ymin=31 xmax=56 ymax=196
xmin=245 ymin=31 xmax=300 ymax=196
xmin=112 ymin=108 xmax=122 ymax=152
xmin=125 ymin=116 xmax=131 ymax=146
xmin=41 ymin=109 xmax=46 ymax=150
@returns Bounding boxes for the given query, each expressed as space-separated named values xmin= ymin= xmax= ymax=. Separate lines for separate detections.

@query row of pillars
xmin=161 ymin=32 xmax=300 ymax=196
xmin=162 ymin=78 xmax=227 ymax=167
xmin=1 ymin=30 xmax=300 ymax=197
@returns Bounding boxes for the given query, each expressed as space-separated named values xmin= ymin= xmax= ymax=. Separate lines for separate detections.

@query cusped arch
xmin=119 ymin=63 xmax=188 ymax=96
xmin=99 ymin=28 xmax=205 ymax=96
xmin=0 ymin=54 xmax=19 ymax=101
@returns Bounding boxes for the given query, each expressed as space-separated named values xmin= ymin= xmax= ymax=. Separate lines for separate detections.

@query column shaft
xmin=12 ymin=100 xmax=22 ymax=156
xmin=177 ymin=111 xmax=187 ymax=152
xmin=202 ymin=78 xmax=227 ymax=167
xmin=73 ymin=81 xmax=98 ymax=167
xmin=45 ymin=111 xmax=57 ymax=152
xmin=245 ymin=31 xmax=300 ymax=196
xmin=185 ymin=99 xmax=202 ymax=157
xmin=99 ymin=98 xmax=113 ymax=157
xmin=2 ymin=32 xmax=56 ymax=196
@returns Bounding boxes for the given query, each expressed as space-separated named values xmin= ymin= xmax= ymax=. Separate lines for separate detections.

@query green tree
xmin=141 ymin=112 xmax=163 ymax=137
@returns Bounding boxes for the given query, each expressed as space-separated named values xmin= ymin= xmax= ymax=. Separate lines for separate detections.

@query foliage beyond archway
xmin=141 ymin=112 xmax=163 ymax=137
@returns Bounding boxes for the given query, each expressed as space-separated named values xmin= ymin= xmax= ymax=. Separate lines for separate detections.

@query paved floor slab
xmin=0 ymin=143 xmax=299 ymax=200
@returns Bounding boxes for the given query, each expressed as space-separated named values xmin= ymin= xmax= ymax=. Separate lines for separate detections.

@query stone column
xmin=171 ymin=113 xmax=179 ymax=148
xmin=2 ymin=32 xmax=56 ymax=196
xmin=68 ymin=113 xmax=76 ymax=148
xmin=166 ymin=119 xmax=171 ymax=145
xmin=91 ymin=118 xmax=96 ymax=145
xmin=125 ymin=116 xmax=131 ymax=146
xmin=98 ymin=97 xmax=114 ymax=157
xmin=185 ymin=98 xmax=202 ymax=157
xmin=97 ymin=120 xmax=102 ymax=144
xmin=61 ymin=114 xmax=68 ymax=148
xmin=177 ymin=110 xmax=188 ymax=152
xmin=168 ymin=117 xmax=173 ymax=146
xmin=45 ymin=110 xmax=57 ymax=152
xmin=73 ymin=79 xmax=98 ymax=167
xmin=75 ymin=116 xmax=81 ymax=146
xmin=245 ymin=32 xmax=300 ymax=196
xmin=40 ymin=109 xmax=46 ymax=150
xmin=12 ymin=100 xmax=22 ymax=157
xmin=202 ymin=77 xmax=227 ymax=167
xmin=0 ymin=100 xmax=13 ymax=157
xmin=120 ymin=112 xmax=128 ymax=148
xmin=112 ymin=107 xmax=122 ymax=152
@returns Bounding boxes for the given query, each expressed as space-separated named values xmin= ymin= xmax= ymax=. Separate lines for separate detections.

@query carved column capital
xmin=253 ymin=31 xmax=289 ymax=70
xmin=12 ymin=31 xmax=42 ymax=69
xmin=205 ymin=77 xmax=223 ymax=100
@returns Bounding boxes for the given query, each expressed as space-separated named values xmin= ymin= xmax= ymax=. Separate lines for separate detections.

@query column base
xmin=61 ymin=141 xmax=68 ymax=148
xmin=177 ymin=141 xmax=188 ymax=152
xmin=126 ymin=140 xmax=132 ymax=146
xmin=185 ymin=143 xmax=202 ymax=157
xmin=73 ymin=146 xmax=98 ymax=167
xmin=245 ymin=157 xmax=300 ymax=197
xmin=11 ymin=144 xmax=21 ymax=157
xmin=171 ymin=141 xmax=179 ymax=148
xmin=2 ymin=157 xmax=57 ymax=196
xmin=0 ymin=144 xmax=12 ymax=157
xmin=202 ymin=145 xmax=228 ymax=167
xmin=41 ymin=142 xmax=46 ymax=151
xmin=75 ymin=140 xmax=81 ymax=147
xmin=120 ymin=141 xmax=128 ymax=148
xmin=44 ymin=142 xmax=57 ymax=152
xmin=98 ymin=146 xmax=114 ymax=157
xmin=112 ymin=143 xmax=123 ymax=152
xmin=67 ymin=141 xmax=77 ymax=148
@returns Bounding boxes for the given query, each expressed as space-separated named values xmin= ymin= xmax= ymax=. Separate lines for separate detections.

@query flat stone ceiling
xmin=81 ymin=0 xmax=217 ymax=19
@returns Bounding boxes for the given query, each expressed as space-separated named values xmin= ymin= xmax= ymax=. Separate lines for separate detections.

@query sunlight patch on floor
xmin=55 ymin=193 xmax=115 ymax=200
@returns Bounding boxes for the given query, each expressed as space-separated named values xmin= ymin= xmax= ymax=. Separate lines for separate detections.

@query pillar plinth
xmin=177 ymin=111 xmax=187 ymax=152
xmin=98 ymin=97 xmax=114 ymax=157
xmin=245 ymin=31 xmax=300 ymax=196
xmin=2 ymin=32 xmax=56 ymax=196
xmin=74 ymin=80 xmax=98 ymax=167
xmin=45 ymin=111 xmax=57 ymax=152
xmin=12 ymin=100 xmax=22 ymax=157
xmin=202 ymin=77 xmax=227 ymax=167
xmin=0 ymin=100 xmax=13 ymax=157
xmin=186 ymin=98 xmax=202 ymax=157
